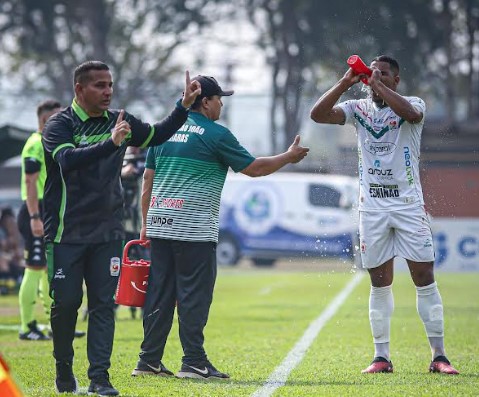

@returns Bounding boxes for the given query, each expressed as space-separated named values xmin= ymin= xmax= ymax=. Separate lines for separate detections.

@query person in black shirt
xmin=42 ymin=60 xmax=200 ymax=396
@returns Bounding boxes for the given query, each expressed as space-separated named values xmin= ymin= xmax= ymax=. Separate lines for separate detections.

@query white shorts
xmin=359 ymin=206 xmax=435 ymax=269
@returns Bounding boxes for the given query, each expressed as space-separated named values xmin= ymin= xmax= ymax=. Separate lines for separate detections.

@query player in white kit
xmin=310 ymin=55 xmax=458 ymax=375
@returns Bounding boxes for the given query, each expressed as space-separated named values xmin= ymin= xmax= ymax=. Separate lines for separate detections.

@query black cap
xmin=192 ymin=75 xmax=234 ymax=98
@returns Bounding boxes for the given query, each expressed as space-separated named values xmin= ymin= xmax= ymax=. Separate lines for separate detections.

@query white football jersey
xmin=338 ymin=96 xmax=426 ymax=211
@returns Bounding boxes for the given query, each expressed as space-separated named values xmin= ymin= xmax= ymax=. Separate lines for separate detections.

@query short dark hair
xmin=73 ymin=61 xmax=110 ymax=86
xmin=372 ymin=55 xmax=400 ymax=76
xmin=37 ymin=99 xmax=61 ymax=118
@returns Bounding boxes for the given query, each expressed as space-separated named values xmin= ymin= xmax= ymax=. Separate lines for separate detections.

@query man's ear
xmin=74 ymin=83 xmax=82 ymax=98
xmin=40 ymin=114 xmax=48 ymax=126
xmin=202 ymin=97 xmax=209 ymax=107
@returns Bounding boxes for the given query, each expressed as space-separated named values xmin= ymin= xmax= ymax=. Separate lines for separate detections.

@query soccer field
xmin=1 ymin=264 xmax=478 ymax=397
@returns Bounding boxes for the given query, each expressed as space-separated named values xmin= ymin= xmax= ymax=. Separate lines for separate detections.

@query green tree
xmin=244 ymin=0 xmax=479 ymax=151
xmin=1 ymin=0 xmax=477 ymax=148
xmin=0 ymin=0 xmax=223 ymax=112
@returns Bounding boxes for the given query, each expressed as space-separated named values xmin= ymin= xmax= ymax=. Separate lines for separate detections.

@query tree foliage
xmin=0 ymin=0 xmax=225 ymax=111
xmin=244 ymin=0 xmax=479 ymax=149
xmin=1 ymin=0 xmax=478 ymax=151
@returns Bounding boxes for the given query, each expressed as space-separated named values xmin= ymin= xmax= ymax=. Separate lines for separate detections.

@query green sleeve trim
xmin=54 ymin=168 xmax=67 ymax=243
xmin=140 ymin=126 xmax=155 ymax=149
xmin=53 ymin=143 xmax=75 ymax=160
xmin=46 ymin=243 xmax=54 ymax=286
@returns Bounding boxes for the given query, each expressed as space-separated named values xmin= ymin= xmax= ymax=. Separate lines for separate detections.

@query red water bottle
xmin=347 ymin=55 xmax=372 ymax=85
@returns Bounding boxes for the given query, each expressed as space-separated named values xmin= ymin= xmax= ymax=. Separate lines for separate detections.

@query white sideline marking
xmin=0 ymin=323 xmax=49 ymax=331
xmin=0 ymin=324 xmax=20 ymax=331
xmin=251 ymin=272 xmax=365 ymax=397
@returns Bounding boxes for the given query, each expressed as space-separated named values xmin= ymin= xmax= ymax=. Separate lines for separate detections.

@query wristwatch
xmin=30 ymin=213 xmax=41 ymax=220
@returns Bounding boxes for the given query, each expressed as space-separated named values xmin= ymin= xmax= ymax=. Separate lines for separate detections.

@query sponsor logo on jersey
xmin=368 ymin=167 xmax=393 ymax=178
xmin=389 ymin=119 xmax=397 ymax=128
xmin=368 ymin=160 xmax=393 ymax=180
xmin=150 ymin=196 xmax=185 ymax=209
xmin=54 ymin=268 xmax=66 ymax=279
xmin=364 ymin=141 xmax=396 ymax=156
xmin=110 ymin=257 xmax=120 ymax=276
xmin=403 ymin=146 xmax=414 ymax=185
xmin=149 ymin=216 xmax=174 ymax=227
xmin=423 ymin=238 xmax=432 ymax=248
xmin=369 ymin=183 xmax=399 ymax=198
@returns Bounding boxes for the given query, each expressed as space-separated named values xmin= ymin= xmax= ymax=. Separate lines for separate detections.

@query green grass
xmin=1 ymin=267 xmax=478 ymax=397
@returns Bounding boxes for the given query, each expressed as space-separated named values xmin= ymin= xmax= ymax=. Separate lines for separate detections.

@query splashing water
xmin=360 ymin=83 xmax=372 ymax=96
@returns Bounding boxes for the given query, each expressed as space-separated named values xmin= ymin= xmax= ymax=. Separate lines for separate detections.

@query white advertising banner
xmin=395 ymin=218 xmax=479 ymax=272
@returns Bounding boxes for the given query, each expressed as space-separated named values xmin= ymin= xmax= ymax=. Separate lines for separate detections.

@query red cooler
xmin=115 ymin=239 xmax=150 ymax=307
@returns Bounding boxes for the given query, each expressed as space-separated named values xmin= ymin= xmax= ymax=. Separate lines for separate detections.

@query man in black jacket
xmin=42 ymin=61 xmax=200 ymax=395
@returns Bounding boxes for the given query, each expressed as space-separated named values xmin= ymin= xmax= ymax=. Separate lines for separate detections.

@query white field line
xmin=251 ymin=271 xmax=365 ymax=397
xmin=0 ymin=324 xmax=20 ymax=331
xmin=0 ymin=323 xmax=50 ymax=331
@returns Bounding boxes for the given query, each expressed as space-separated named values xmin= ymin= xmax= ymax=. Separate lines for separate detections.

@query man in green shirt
xmin=18 ymin=100 xmax=87 ymax=342
xmin=132 ymin=75 xmax=309 ymax=380
xmin=18 ymin=100 xmax=61 ymax=341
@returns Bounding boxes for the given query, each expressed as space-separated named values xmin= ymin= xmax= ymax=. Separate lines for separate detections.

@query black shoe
xmin=55 ymin=362 xmax=77 ymax=394
xmin=88 ymin=377 xmax=119 ymax=396
xmin=131 ymin=359 xmax=174 ymax=377
xmin=176 ymin=361 xmax=230 ymax=380
xmin=19 ymin=320 xmax=51 ymax=341
xmin=74 ymin=330 xmax=86 ymax=338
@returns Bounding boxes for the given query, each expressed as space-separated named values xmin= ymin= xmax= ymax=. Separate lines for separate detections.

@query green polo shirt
xmin=21 ymin=131 xmax=46 ymax=200
xmin=145 ymin=111 xmax=255 ymax=242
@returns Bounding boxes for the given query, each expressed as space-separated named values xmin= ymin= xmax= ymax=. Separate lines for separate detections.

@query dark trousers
xmin=46 ymin=240 xmax=122 ymax=379
xmin=139 ymin=239 xmax=217 ymax=366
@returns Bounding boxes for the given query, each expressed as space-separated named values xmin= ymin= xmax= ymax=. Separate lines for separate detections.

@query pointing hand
xmin=111 ymin=110 xmax=131 ymax=146
xmin=182 ymin=70 xmax=202 ymax=109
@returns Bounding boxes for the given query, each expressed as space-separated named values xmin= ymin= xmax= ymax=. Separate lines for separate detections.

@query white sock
xmin=369 ymin=285 xmax=394 ymax=360
xmin=416 ymin=282 xmax=445 ymax=359
xmin=374 ymin=342 xmax=390 ymax=361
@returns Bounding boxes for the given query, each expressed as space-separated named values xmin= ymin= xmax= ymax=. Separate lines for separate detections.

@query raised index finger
xmin=185 ymin=70 xmax=191 ymax=88
xmin=116 ymin=109 xmax=124 ymax=126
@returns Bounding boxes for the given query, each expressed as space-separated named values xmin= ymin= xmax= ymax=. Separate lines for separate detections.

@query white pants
xmin=359 ymin=206 xmax=435 ymax=269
